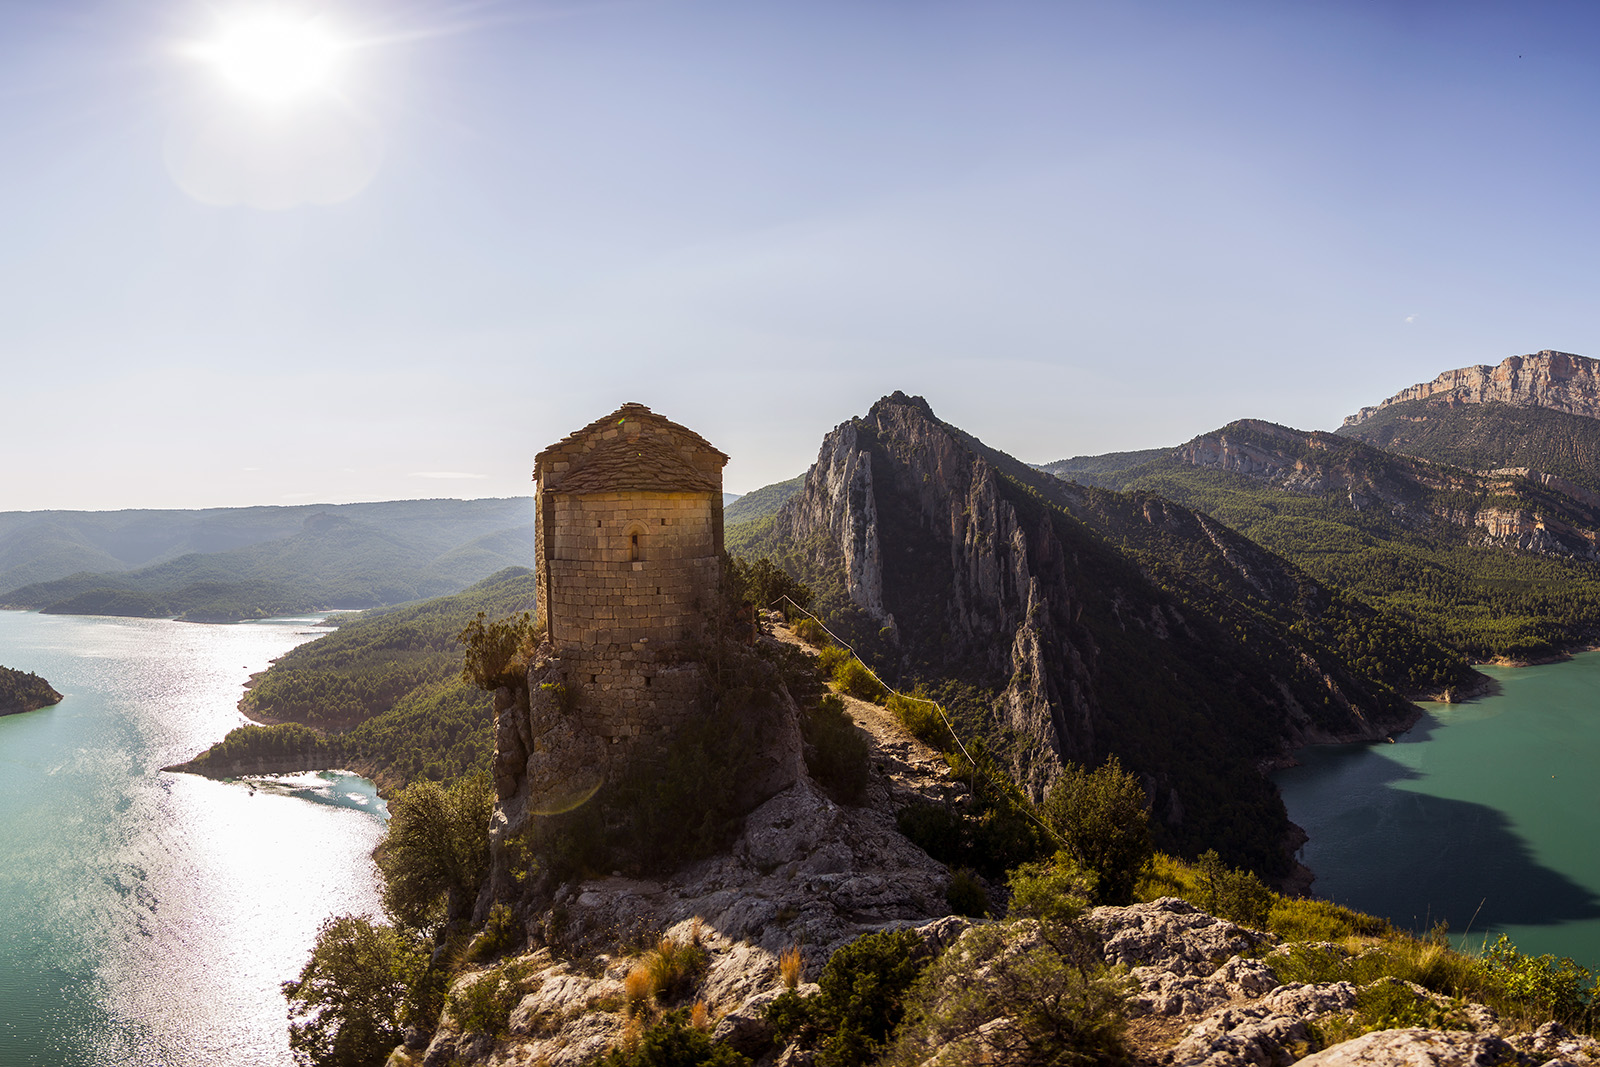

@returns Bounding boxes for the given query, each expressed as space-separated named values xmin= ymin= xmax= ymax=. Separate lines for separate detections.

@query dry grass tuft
xmin=690 ymin=999 xmax=710 ymax=1031
xmin=623 ymin=966 xmax=652 ymax=1013
xmin=780 ymin=944 xmax=804 ymax=990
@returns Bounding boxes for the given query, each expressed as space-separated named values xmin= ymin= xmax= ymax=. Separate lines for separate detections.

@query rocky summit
xmin=1344 ymin=350 xmax=1600 ymax=428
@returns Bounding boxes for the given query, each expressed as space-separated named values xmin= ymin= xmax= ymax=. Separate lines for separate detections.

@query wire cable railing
xmin=770 ymin=594 xmax=1064 ymax=849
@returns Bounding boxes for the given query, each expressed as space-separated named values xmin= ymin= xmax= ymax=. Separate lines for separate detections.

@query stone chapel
xmin=529 ymin=403 xmax=727 ymax=760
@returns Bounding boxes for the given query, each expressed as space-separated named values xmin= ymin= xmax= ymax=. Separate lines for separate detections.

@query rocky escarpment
xmin=0 ymin=665 xmax=62 ymax=716
xmin=1180 ymin=420 xmax=1600 ymax=561
xmin=405 ymin=893 xmax=1600 ymax=1067
xmin=759 ymin=393 xmax=1428 ymax=876
xmin=1344 ymin=350 xmax=1600 ymax=428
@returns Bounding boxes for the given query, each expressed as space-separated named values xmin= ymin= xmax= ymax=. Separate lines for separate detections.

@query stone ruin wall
xmin=521 ymin=486 xmax=724 ymax=800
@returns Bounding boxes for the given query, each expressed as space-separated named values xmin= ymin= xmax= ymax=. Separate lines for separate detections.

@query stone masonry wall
xmin=544 ymin=490 xmax=719 ymax=650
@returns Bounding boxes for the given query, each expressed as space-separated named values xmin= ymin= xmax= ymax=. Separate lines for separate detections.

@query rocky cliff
xmin=756 ymin=393 xmax=1433 ymax=875
xmin=1179 ymin=420 xmax=1600 ymax=562
xmin=1344 ymin=350 xmax=1600 ymax=428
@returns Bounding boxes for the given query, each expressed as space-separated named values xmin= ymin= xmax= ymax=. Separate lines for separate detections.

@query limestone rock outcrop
xmin=1344 ymin=351 xmax=1600 ymax=428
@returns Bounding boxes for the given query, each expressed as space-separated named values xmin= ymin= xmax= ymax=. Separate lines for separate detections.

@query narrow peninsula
xmin=0 ymin=666 xmax=63 ymax=716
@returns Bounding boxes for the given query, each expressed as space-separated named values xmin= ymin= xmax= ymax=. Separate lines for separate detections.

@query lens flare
xmin=196 ymin=11 xmax=344 ymax=104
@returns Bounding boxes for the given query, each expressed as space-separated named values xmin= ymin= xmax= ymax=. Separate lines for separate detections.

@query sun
xmin=193 ymin=11 xmax=346 ymax=104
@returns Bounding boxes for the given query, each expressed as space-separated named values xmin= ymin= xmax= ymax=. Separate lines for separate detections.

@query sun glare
xmin=195 ymin=11 xmax=345 ymax=104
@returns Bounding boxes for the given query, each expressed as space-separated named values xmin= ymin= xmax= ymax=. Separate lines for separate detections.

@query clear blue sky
xmin=7 ymin=0 xmax=1600 ymax=509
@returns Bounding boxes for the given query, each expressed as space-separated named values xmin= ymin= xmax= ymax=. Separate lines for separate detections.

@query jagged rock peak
xmin=1344 ymin=349 xmax=1600 ymax=427
xmin=867 ymin=391 xmax=938 ymax=421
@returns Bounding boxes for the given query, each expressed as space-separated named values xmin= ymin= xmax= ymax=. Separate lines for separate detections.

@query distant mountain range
xmin=722 ymin=350 xmax=1600 ymax=875
xmin=0 ymin=499 xmax=535 ymax=622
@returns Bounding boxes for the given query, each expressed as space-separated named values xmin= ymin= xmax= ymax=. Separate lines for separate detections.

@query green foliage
xmin=831 ymin=657 xmax=886 ymax=702
xmin=467 ymin=903 xmax=524 ymax=963
xmin=457 ymin=610 xmax=540 ymax=691
xmin=376 ymin=774 xmax=495 ymax=929
xmin=1475 ymin=934 xmax=1596 ymax=1026
xmin=769 ymin=928 xmax=931 ymax=1067
xmin=792 ymin=617 xmax=830 ymax=647
xmin=200 ymin=568 xmax=538 ymax=788
xmin=1006 ymin=858 xmax=1096 ymax=926
xmin=281 ymin=914 xmax=428 ymax=1067
xmin=1194 ymin=849 xmax=1273 ymax=929
xmin=181 ymin=722 xmax=336 ymax=771
xmin=724 ymin=473 xmax=806 ymax=526
xmin=896 ymin=746 xmax=1051 ymax=879
xmin=883 ymin=691 xmax=955 ymax=749
xmin=1041 ymin=756 xmax=1152 ymax=905
xmin=604 ymin=1008 xmax=753 ymax=1067
xmin=816 ymin=646 xmax=850 ymax=677
xmin=727 ymin=554 xmax=813 ymax=613
xmin=1265 ymin=896 xmax=1390 ymax=943
xmin=448 ymin=958 xmax=537 ymax=1038
xmin=944 ymin=868 xmax=988 ymax=918
xmin=0 ymin=665 xmax=61 ymax=714
xmin=889 ymin=922 xmax=1131 ymax=1067
xmin=801 ymin=694 xmax=872 ymax=804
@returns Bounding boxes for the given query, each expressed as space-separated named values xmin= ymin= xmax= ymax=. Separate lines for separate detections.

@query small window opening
xmin=644 ymin=676 xmax=652 ymax=687
xmin=630 ymin=533 xmax=640 ymax=562
xmin=590 ymin=674 xmax=597 ymax=684
xmin=660 ymin=517 xmax=667 ymax=525
xmin=596 ymin=519 xmax=602 ymax=528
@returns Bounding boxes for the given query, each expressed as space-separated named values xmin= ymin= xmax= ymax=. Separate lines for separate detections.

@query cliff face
xmin=765 ymin=394 xmax=1428 ymax=873
xmin=1344 ymin=350 xmax=1600 ymax=427
xmin=1180 ymin=420 xmax=1600 ymax=561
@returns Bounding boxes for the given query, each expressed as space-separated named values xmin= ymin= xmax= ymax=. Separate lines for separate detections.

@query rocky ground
xmin=391 ymin=620 xmax=1600 ymax=1067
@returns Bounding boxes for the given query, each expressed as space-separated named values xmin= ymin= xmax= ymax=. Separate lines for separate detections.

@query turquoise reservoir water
xmin=1277 ymin=652 xmax=1600 ymax=969
xmin=0 ymin=611 xmax=386 ymax=1067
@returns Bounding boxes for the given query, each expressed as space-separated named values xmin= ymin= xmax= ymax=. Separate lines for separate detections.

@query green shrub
xmin=793 ymin=617 xmax=830 ymax=647
xmin=767 ymin=928 xmax=930 ymax=1067
xmin=945 ymin=869 xmax=988 ymax=918
xmin=802 ymin=695 xmax=872 ymax=803
xmin=467 ymin=903 xmax=524 ymax=963
xmin=448 ymin=959 xmax=537 ymax=1037
xmin=1265 ymin=896 xmax=1389 ymax=942
xmin=377 ymin=773 xmax=495 ymax=929
xmin=1041 ymin=756 xmax=1152 ymax=905
xmin=884 ymin=692 xmax=955 ymax=748
xmin=282 ymin=915 xmax=429 ymax=1067
xmin=1005 ymin=858 xmax=1097 ymax=926
xmin=1473 ymin=934 xmax=1595 ymax=1026
xmin=832 ymin=658 xmax=886 ymax=703
xmin=816 ymin=646 xmax=850 ymax=677
xmin=606 ymin=1008 xmax=752 ymax=1066
xmin=457 ymin=610 xmax=540 ymax=691
xmin=888 ymin=922 xmax=1131 ymax=1066
xmin=1195 ymin=850 xmax=1272 ymax=929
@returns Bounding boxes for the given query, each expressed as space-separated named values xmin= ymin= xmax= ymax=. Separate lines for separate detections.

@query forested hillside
xmin=176 ymin=567 xmax=537 ymax=788
xmin=0 ymin=499 xmax=534 ymax=622
xmin=1080 ymin=420 xmax=1600 ymax=662
xmin=731 ymin=394 xmax=1471 ymax=877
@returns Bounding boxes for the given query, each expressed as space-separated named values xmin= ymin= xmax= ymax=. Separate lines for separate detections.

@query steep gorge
xmin=751 ymin=393 xmax=1447 ymax=875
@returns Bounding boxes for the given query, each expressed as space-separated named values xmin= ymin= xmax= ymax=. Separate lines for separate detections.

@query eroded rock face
xmin=1344 ymin=351 xmax=1600 ymax=428
xmin=541 ymin=777 xmax=951 ymax=963
xmin=1294 ymin=1028 xmax=1524 ymax=1066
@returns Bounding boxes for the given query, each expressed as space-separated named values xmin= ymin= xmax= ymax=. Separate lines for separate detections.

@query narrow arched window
xmin=630 ymin=533 xmax=640 ymax=562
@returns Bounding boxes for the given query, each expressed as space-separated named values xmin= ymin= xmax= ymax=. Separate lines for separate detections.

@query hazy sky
xmin=7 ymin=0 xmax=1600 ymax=510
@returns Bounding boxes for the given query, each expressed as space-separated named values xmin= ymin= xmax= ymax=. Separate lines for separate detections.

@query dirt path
xmin=763 ymin=613 xmax=967 ymax=809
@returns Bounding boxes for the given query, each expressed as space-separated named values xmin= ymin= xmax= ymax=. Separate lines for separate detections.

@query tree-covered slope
xmin=174 ymin=567 xmax=538 ymax=788
xmin=1338 ymin=398 xmax=1600 ymax=494
xmin=0 ymin=501 xmax=536 ymax=622
xmin=0 ymin=666 xmax=62 ymax=716
xmin=1090 ymin=419 xmax=1600 ymax=662
xmin=737 ymin=394 xmax=1469 ymax=876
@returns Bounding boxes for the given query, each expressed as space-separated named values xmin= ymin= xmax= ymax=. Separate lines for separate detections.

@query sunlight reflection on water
xmin=0 ymin=612 xmax=386 ymax=1067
